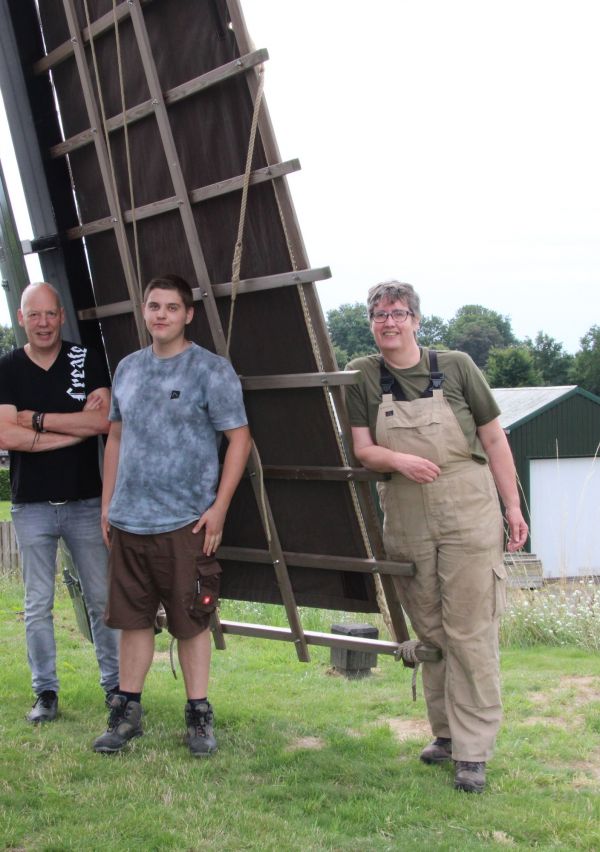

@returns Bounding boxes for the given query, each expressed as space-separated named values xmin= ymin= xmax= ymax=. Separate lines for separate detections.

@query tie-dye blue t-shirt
xmin=108 ymin=343 xmax=247 ymax=534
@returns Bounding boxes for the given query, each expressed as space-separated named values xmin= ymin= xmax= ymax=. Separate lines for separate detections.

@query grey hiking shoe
xmin=104 ymin=686 xmax=120 ymax=708
xmin=185 ymin=700 xmax=217 ymax=757
xmin=420 ymin=737 xmax=452 ymax=764
xmin=27 ymin=690 xmax=58 ymax=723
xmin=454 ymin=760 xmax=486 ymax=793
xmin=93 ymin=694 xmax=143 ymax=753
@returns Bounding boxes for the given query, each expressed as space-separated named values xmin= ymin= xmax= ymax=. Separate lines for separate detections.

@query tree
xmin=486 ymin=346 xmax=542 ymax=388
xmin=524 ymin=332 xmax=574 ymax=386
xmin=326 ymin=303 xmax=376 ymax=367
xmin=417 ymin=314 xmax=448 ymax=348
xmin=446 ymin=305 xmax=517 ymax=368
xmin=571 ymin=325 xmax=600 ymax=396
xmin=332 ymin=344 xmax=350 ymax=369
xmin=0 ymin=324 xmax=16 ymax=357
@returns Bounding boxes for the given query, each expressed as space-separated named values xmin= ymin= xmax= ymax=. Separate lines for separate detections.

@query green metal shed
xmin=492 ymin=386 xmax=600 ymax=578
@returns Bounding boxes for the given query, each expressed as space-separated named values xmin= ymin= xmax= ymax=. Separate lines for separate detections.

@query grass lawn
xmin=1 ymin=577 xmax=600 ymax=851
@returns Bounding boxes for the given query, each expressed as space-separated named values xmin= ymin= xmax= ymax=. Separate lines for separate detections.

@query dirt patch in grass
xmin=286 ymin=736 xmax=326 ymax=751
xmin=571 ymin=757 xmax=600 ymax=789
xmin=519 ymin=714 xmax=585 ymax=728
xmin=385 ymin=717 xmax=431 ymax=742
xmin=528 ymin=675 xmax=600 ymax=713
xmin=559 ymin=675 xmax=600 ymax=702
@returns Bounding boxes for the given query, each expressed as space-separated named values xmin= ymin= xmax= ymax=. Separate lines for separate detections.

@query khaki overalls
xmin=376 ymin=356 xmax=506 ymax=761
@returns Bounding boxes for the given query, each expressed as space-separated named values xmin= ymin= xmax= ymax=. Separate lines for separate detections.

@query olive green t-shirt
xmin=345 ymin=348 xmax=500 ymax=463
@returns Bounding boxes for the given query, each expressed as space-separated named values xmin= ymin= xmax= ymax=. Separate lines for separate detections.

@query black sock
xmin=118 ymin=689 xmax=142 ymax=704
xmin=188 ymin=697 xmax=207 ymax=705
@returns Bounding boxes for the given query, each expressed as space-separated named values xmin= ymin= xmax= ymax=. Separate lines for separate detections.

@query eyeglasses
xmin=371 ymin=309 xmax=414 ymax=324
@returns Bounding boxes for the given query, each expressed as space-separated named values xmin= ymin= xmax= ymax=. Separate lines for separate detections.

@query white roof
xmin=491 ymin=386 xmax=577 ymax=430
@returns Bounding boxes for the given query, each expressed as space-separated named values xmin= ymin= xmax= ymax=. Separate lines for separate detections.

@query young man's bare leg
xmin=118 ymin=628 xmax=155 ymax=692
xmin=178 ymin=628 xmax=216 ymax=756
xmin=93 ymin=628 xmax=153 ymax=753
xmin=178 ymin=628 xmax=211 ymax=698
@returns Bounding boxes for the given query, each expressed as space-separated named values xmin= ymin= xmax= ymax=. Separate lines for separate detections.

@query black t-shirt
xmin=0 ymin=341 xmax=109 ymax=503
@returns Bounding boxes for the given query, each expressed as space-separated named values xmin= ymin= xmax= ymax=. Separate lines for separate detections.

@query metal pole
xmin=0 ymin=0 xmax=80 ymax=342
xmin=0 ymin=159 xmax=27 ymax=346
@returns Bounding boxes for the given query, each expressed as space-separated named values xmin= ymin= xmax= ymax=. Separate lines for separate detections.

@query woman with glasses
xmin=345 ymin=281 xmax=528 ymax=794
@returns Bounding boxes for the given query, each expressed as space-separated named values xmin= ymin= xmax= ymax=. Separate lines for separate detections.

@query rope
xmin=82 ymin=0 xmax=142 ymax=295
xmin=395 ymin=639 xmax=421 ymax=701
xmin=226 ymin=64 xmax=265 ymax=354
xmin=82 ymin=1 xmax=120 ymax=218
xmin=272 ymin=174 xmax=393 ymax=632
xmin=222 ymin=65 xmax=272 ymax=544
xmin=224 ymin=60 xmax=386 ymax=627
xmin=169 ymin=637 xmax=177 ymax=679
xmin=112 ymin=0 xmax=143 ymax=292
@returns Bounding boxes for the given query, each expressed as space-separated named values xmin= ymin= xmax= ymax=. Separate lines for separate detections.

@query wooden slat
xmin=244 ymin=443 xmax=310 ymax=661
xmin=77 ymin=266 xmax=330 ymax=321
xmin=61 ymin=0 xmax=147 ymax=346
xmin=50 ymin=49 xmax=269 ymax=159
xmin=128 ymin=1 xmax=225 ymax=353
xmin=0 ymin=520 xmax=20 ymax=575
xmin=78 ymin=298 xmax=133 ymax=322
xmin=66 ymin=160 xmax=301 ymax=241
xmin=211 ymin=266 xmax=330 ymax=298
xmin=240 ymin=371 xmax=360 ymax=390
xmin=33 ymin=0 xmax=153 ymax=74
xmin=209 ymin=611 xmax=227 ymax=650
xmin=217 ymin=546 xmax=415 ymax=577
xmin=190 ymin=158 xmax=299 ymax=203
xmin=261 ymin=465 xmax=388 ymax=482
xmin=219 ymin=620 xmax=441 ymax=662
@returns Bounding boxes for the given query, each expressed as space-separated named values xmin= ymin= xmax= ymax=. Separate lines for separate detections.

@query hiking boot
xmin=185 ymin=700 xmax=217 ymax=757
xmin=93 ymin=694 xmax=143 ymax=753
xmin=454 ymin=760 xmax=486 ymax=793
xmin=420 ymin=737 xmax=452 ymax=764
xmin=104 ymin=686 xmax=120 ymax=708
xmin=27 ymin=690 xmax=58 ymax=723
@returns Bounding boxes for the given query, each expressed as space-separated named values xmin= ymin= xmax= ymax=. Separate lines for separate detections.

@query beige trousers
xmin=376 ymin=389 xmax=506 ymax=761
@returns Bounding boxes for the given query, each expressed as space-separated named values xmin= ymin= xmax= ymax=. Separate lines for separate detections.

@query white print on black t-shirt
xmin=66 ymin=345 xmax=88 ymax=402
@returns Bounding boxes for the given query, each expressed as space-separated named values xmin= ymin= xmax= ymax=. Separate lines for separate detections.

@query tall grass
xmin=501 ymin=580 xmax=600 ymax=651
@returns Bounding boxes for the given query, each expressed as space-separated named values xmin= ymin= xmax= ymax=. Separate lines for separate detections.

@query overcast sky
xmin=1 ymin=0 xmax=599 ymax=353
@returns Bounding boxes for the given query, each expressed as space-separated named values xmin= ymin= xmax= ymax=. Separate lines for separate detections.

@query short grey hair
xmin=367 ymin=280 xmax=420 ymax=320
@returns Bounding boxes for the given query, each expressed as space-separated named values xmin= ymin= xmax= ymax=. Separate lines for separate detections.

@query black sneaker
xmin=454 ymin=760 xmax=486 ymax=793
xmin=93 ymin=694 xmax=143 ymax=753
xmin=185 ymin=700 xmax=217 ymax=757
xmin=27 ymin=690 xmax=58 ymax=723
xmin=420 ymin=737 xmax=452 ymax=764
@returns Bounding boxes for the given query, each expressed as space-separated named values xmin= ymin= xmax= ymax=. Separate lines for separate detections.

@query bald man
xmin=0 ymin=282 xmax=119 ymax=722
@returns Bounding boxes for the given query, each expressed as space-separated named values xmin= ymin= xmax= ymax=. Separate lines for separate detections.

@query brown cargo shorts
xmin=105 ymin=522 xmax=221 ymax=639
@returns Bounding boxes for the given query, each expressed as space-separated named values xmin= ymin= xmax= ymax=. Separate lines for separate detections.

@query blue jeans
xmin=11 ymin=498 xmax=120 ymax=695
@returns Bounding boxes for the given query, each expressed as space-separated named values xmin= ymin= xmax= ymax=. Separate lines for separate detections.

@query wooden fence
xmin=0 ymin=521 xmax=20 ymax=575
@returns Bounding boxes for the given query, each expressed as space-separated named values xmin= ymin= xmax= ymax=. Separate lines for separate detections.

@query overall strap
xmin=379 ymin=350 xmax=445 ymax=401
xmin=422 ymin=349 xmax=445 ymax=397
xmin=379 ymin=358 xmax=407 ymax=401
